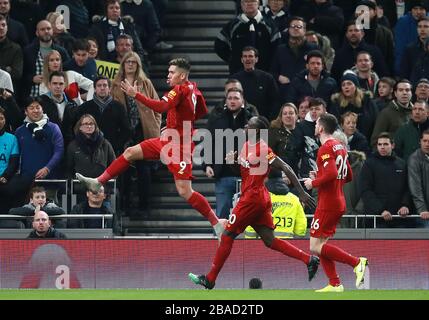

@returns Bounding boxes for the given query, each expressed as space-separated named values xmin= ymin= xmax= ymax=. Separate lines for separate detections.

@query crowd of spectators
xmin=0 ymin=0 xmax=429 ymax=230
xmin=211 ymin=0 xmax=429 ymax=228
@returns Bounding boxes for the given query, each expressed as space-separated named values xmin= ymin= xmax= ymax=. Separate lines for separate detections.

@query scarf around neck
xmin=25 ymin=114 xmax=49 ymax=140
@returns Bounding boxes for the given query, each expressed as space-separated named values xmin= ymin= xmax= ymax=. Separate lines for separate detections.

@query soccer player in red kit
xmin=76 ymin=58 xmax=227 ymax=238
xmin=303 ymin=113 xmax=368 ymax=292
xmin=189 ymin=116 xmax=320 ymax=290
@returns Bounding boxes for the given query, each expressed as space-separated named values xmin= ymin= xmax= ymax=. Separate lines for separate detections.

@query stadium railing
xmin=34 ymin=179 xmax=68 ymax=212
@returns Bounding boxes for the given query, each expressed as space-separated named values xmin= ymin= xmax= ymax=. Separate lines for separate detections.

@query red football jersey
xmin=161 ymin=80 xmax=208 ymax=135
xmin=312 ymin=138 xmax=352 ymax=212
xmin=238 ymin=140 xmax=276 ymax=194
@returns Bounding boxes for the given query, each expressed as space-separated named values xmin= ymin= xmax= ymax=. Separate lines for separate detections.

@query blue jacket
xmin=15 ymin=121 xmax=64 ymax=178
xmin=394 ymin=12 xmax=424 ymax=74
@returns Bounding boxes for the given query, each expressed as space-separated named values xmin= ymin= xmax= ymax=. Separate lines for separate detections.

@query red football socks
xmin=321 ymin=243 xmax=360 ymax=267
xmin=98 ymin=155 xmax=131 ymax=184
xmin=320 ymin=255 xmax=341 ymax=287
xmin=187 ymin=192 xmax=218 ymax=226
xmin=270 ymin=238 xmax=310 ymax=264
xmin=206 ymin=234 xmax=234 ymax=283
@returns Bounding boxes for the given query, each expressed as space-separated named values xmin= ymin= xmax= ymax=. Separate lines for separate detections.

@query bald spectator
xmin=22 ymin=20 xmax=69 ymax=99
xmin=27 ymin=211 xmax=66 ymax=239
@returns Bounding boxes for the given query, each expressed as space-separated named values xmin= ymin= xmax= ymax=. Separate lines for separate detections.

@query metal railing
xmin=34 ymin=179 xmax=68 ymax=212
xmin=0 ymin=214 xmax=113 ymax=229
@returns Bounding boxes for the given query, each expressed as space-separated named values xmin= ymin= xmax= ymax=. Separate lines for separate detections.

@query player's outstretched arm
xmin=121 ymin=79 xmax=170 ymax=113
xmin=271 ymin=157 xmax=316 ymax=210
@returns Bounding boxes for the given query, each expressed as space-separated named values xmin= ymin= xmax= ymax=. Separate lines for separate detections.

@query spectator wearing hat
xmin=399 ymin=17 xmax=429 ymax=80
xmin=354 ymin=1 xmax=394 ymax=75
xmin=394 ymin=0 xmax=428 ymax=74
xmin=330 ymin=71 xmax=379 ymax=141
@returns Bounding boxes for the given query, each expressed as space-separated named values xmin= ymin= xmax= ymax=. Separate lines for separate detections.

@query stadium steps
xmin=123 ymin=0 xmax=235 ymax=236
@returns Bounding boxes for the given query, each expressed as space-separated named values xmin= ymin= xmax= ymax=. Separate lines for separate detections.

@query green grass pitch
xmin=0 ymin=289 xmax=427 ymax=300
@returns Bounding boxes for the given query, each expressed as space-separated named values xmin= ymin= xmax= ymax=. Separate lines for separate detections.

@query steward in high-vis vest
xmin=245 ymin=177 xmax=307 ymax=238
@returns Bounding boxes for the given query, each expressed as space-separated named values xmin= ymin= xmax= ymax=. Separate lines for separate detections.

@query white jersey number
xmin=335 ymin=154 xmax=348 ymax=180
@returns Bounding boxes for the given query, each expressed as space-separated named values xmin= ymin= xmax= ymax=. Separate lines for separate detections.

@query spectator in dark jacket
xmin=394 ymin=0 xmax=428 ymax=74
xmin=203 ymin=87 xmax=257 ymax=219
xmin=69 ymin=185 xmax=113 ymax=229
xmin=0 ymin=89 xmax=24 ymax=132
xmin=0 ymin=14 xmax=23 ymax=87
xmin=66 ymin=114 xmax=116 ymax=179
xmin=374 ymin=76 xmax=395 ymax=112
xmin=330 ymin=71 xmax=378 ymax=141
xmin=408 ymin=129 xmax=429 ymax=227
xmin=354 ymin=1 xmax=394 ymax=75
xmin=271 ymin=16 xmax=317 ymax=101
xmin=286 ymin=97 xmax=325 ymax=179
xmin=331 ymin=20 xmax=388 ymax=82
xmin=63 ymin=39 xmax=97 ymax=81
xmin=287 ymin=50 xmax=337 ymax=109
xmin=394 ymin=100 xmax=429 ymax=162
xmin=399 ymin=17 xmax=429 ymax=80
xmin=261 ymin=0 xmax=291 ymax=33
xmin=215 ymin=0 xmax=281 ymax=74
xmin=27 ymin=210 xmax=66 ymax=239
xmin=297 ymin=0 xmax=344 ymax=49
xmin=0 ymin=0 xmax=28 ymax=48
xmin=340 ymin=111 xmax=370 ymax=155
xmin=9 ymin=186 xmax=66 ymax=228
xmin=22 ymin=20 xmax=69 ymax=99
xmin=359 ymin=132 xmax=414 ymax=228
xmin=231 ymin=46 xmax=280 ymax=119
xmin=410 ymin=37 xmax=429 ymax=86
xmin=268 ymin=102 xmax=298 ymax=178
xmin=88 ymin=0 xmax=145 ymax=63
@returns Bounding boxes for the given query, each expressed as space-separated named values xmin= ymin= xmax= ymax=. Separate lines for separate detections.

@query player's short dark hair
xmin=309 ymin=97 xmax=327 ymax=109
xmin=377 ymin=132 xmax=394 ymax=144
xmin=345 ymin=19 xmax=363 ymax=31
xmin=226 ymin=87 xmax=243 ymax=96
xmin=254 ymin=116 xmax=270 ymax=130
xmin=49 ymin=70 xmax=65 ymax=83
xmin=318 ymin=113 xmax=338 ymax=135
xmin=30 ymin=186 xmax=46 ymax=198
xmin=356 ymin=51 xmax=372 ymax=62
xmin=105 ymin=0 xmax=121 ymax=15
xmin=249 ymin=278 xmax=263 ymax=289
xmin=169 ymin=58 xmax=191 ymax=72
xmin=116 ymin=33 xmax=133 ymax=45
xmin=242 ymin=46 xmax=259 ymax=57
xmin=378 ymin=77 xmax=396 ymax=89
xmin=94 ymin=75 xmax=111 ymax=88
xmin=306 ymin=50 xmax=325 ymax=64
xmin=72 ymin=38 xmax=90 ymax=52
xmin=23 ymin=96 xmax=43 ymax=110
xmin=421 ymin=129 xmax=429 ymax=139
xmin=394 ymin=79 xmax=412 ymax=91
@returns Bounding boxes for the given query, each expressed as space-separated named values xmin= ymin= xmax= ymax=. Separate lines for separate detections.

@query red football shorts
xmin=139 ymin=137 xmax=194 ymax=180
xmin=226 ymin=188 xmax=274 ymax=235
xmin=309 ymin=209 xmax=344 ymax=238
